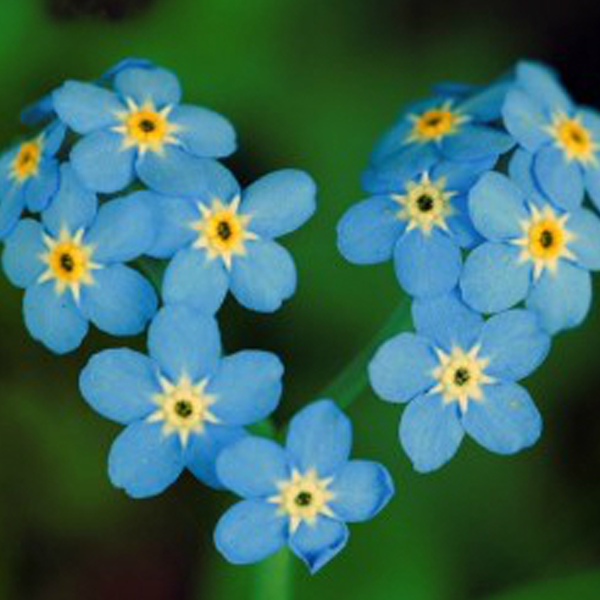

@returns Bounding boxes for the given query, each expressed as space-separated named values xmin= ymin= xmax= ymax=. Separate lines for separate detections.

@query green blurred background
xmin=1 ymin=0 xmax=600 ymax=598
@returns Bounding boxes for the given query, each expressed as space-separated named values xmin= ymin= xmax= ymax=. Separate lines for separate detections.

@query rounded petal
xmin=286 ymin=400 xmax=351 ymax=477
xmin=23 ymin=159 xmax=59 ymax=212
xmin=526 ymin=263 xmax=591 ymax=334
xmin=170 ymin=104 xmax=236 ymax=158
xmin=216 ymin=436 xmax=289 ymax=497
xmin=446 ymin=194 xmax=482 ymax=249
xmin=337 ymin=197 xmax=404 ymax=265
xmin=508 ymin=149 xmax=538 ymax=197
xmin=432 ymin=156 xmax=496 ymax=191
xmin=459 ymin=79 xmax=511 ymax=121
xmin=240 ymin=170 xmax=317 ymax=239
xmin=79 ymin=349 xmax=159 ymax=424
xmin=394 ymin=229 xmax=462 ymax=298
xmin=24 ymin=282 xmax=89 ymax=354
xmin=399 ymin=393 xmax=464 ymax=473
xmin=52 ymin=81 xmax=123 ymax=134
xmin=368 ymin=333 xmax=437 ymax=403
xmin=71 ymin=130 xmax=136 ymax=194
xmin=368 ymin=115 xmax=413 ymax=165
xmin=147 ymin=305 xmax=221 ymax=382
xmin=81 ymin=265 xmax=157 ymax=336
xmin=100 ymin=57 xmax=155 ymax=82
xmin=114 ymin=66 xmax=182 ymax=107
xmin=42 ymin=163 xmax=98 ymax=237
xmin=108 ymin=421 xmax=184 ymax=499
xmin=162 ymin=248 xmax=229 ymax=315
xmin=230 ymin=240 xmax=296 ymax=312
xmin=502 ymin=89 xmax=549 ymax=152
xmin=480 ymin=309 xmax=551 ymax=381
xmin=441 ymin=124 xmax=514 ymax=161
xmin=460 ymin=243 xmax=532 ymax=314
xmin=534 ymin=145 xmax=584 ymax=211
xmin=0 ymin=186 xmax=26 ymax=240
xmin=329 ymin=460 xmax=394 ymax=522
xmin=215 ymin=500 xmax=287 ymax=565
xmin=468 ymin=172 xmax=527 ymax=241
xmin=290 ymin=518 xmax=349 ymax=575
xmin=516 ymin=61 xmax=572 ymax=113
xmin=2 ymin=219 xmax=45 ymax=288
xmin=462 ymin=382 xmax=542 ymax=454
xmin=567 ymin=208 xmax=600 ymax=270
xmin=584 ymin=163 xmax=600 ymax=210
xmin=209 ymin=351 xmax=283 ymax=426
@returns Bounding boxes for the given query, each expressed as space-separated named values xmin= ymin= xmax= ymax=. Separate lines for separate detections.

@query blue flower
xmin=52 ymin=64 xmax=236 ymax=195
xmin=79 ymin=304 xmax=284 ymax=499
xmin=214 ymin=400 xmax=394 ymax=573
xmin=460 ymin=171 xmax=600 ymax=334
xmin=502 ymin=61 xmax=600 ymax=211
xmin=369 ymin=292 xmax=549 ymax=472
xmin=0 ymin=122 xmax=65 ymax=239
xmin=337 ymin=159 xmax=490 ymax=298
xmin=1 ymin=164 xmax=158 ymax=354
xmin=368 ymin=79 xmax=514 ymax=171
xmin=142 ymin=165 xmax=316 ymax=313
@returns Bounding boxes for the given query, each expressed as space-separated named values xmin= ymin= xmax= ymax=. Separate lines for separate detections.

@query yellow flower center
xmin=407 ymin=102 xmax=467 ymax=144
xmin=148 ymin=375 xmax=218 ymax=447
xmin=546 ymin=112 xmax=597 ymax=164
xmin=431 ymin=345 xmax=494 ymax=413
xmin=38 ymin=229 xmax=101 ymax=302
xmin=191 ymin=197 xmax=257 ymax=269
xmin=269 ymin=469 xmax=336 ymax=533
xmin=11 ymin=138 xmax=43 ymax=182
xmin=513 ymin=204 xmax=575 ymax=279
xmin=113 ymin=98 xmax=179 ymax=154
xmin=392 ymin=173 xmax=455 ymax=234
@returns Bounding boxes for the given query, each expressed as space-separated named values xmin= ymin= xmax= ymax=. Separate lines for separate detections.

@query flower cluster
xmin=0 ymin=59 xmax=393 ymax=573
xmin=338 ymin=61 xmax=600 ymax=472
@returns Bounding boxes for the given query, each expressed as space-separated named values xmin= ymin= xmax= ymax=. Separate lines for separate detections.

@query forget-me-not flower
xmin=2 ymin=164 xmax=157 ymax=354
xmin=369 ymin=292 xmax=550 ymax=472
xmin=214 ymin=400 xmax=394 ymax=573
xmin=460 ymin=171 xmax=600 ymax=334
xmin=79 ymin=304 xmax=284 ymax=498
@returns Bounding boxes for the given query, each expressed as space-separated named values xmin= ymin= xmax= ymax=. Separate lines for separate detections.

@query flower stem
xmin=253 ymin=548 xmax=295 ymax=600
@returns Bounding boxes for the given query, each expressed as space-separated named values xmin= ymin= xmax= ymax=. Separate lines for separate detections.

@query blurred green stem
xmin=254 ymin=549 xmax=294 ymax=600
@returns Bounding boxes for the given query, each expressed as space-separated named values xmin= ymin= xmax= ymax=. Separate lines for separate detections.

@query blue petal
xmin=108 ymin=421 xmax=184 ymax=499
xmin=479 ymin=309 xmax=551 ymax=381
xmin=584 ymin=163 xmax=600 ymax=211
xmin=336 ymin=197 xmax=404 ymax=264
xmin=214 ymin=500 xmax=287 ymax=565
xmin=21 ymin=93 xmax=55 ymax=127
xmin=2 ymin=219 xmax=45 ymax=288
xmin=330 ymin=460 xmax=394 ymax=522
xmin=290 ymin=518 xmax=349 ymax=574
xmin=460 ymin=243 xmax=531 ymax=314
xmin=568 ymin=209 xmax=600 ymax=270
xmin=184 ymin=424 xmax=247 ymax=489
xmin=147 ymin=305 xmax=221 ymax=382
xmin=446 ymin=194 xmax=481 ymax=249
xmin=230 ymin=240 xmax=296 ymax=312
xmin=441 ymin=125 xmax=514 ymax=161
xmin=162 ymin=248 xmax=229 ymax=315
xmin=23 ymin=282 xmax=89 ymax=354
xmin=85 ymin=193 xmax=156 ymax=263
xmin=208 ymin=351 xmax=283 ymax=426
xmin=114 ymin=66 xmax=182 ymax=107
xmin=216 ymin=436 xmax=289 ymax=497
xmin=508 ymin=149 xmax=538 ymax=197
xmin=71 ymin=130 xmax=136 ymax=194
xmin=53 ymin=81 xmax=123 ymax=134
xmin=393 ymin=229 xmax=462 ymax=298
xmin=399 ymin=393 xmax=464 ymax=473
xmin=502 ymin=89 xmax=549 ymax=152
xmin=44 ymin=122 xmax=67 ymax=156
xmin=462 ymin=382 xmax=542 ymax=454
xmin=516 ymin=61 xmax=573 ymax=113
xmin=42 ymin=163 xmax=98 ymax=237
xmin=526 ymin=263 xmax=591 ymax=334
xmin=368 ymin=333 xmax=437 ymax=403
xmin=412 ymin=290 xmax=484 ymax=351
xmin=468 ymin=172 xmax=527 ymax=241
xmin=100 ymin=57 xmax=155 ymax=82
xmin=432 ymin=156 xmax=495 ymax=191
xmin=534 ymin=145 xmax=584 ymax=210
xmin=458 ymin=79 xmax=512 ymax=121
xmin=368 ymin=111 xmax=414 ymax=165
xmin=286 ymin=400 xmax=351 ymax=477
xmin=79 ymin=349 xmax=159 ymax=424
xmin=0 ymin=186 xmax=25 ymax=240
xmin=240 ymin=170 xmax=317 ymax=239
xmin=23 ymin=159 xmax=59 ymax=212
xmin=170 ymin=105 xmax=236 ymax=158
xmin=81 ymin=265 xmax=157 ymax=336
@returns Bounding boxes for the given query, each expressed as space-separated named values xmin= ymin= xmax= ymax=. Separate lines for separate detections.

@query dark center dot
xmin=20 ymin=152 xmax=32 ymax=165
xmin=217 ymin=220 xmax=232 ymax=241
xmin=139 ymin=119 xmax=156 ymax=133
xmin=454 ymin=367 xmax=471 ymax=386
xmin=174 ymin=400 xmax=194 ymax=419
xmin=570 ymin=129 xmax=584 ymax=144
xmin=539 ymin=229 xmax=554 ymax=249
xmin=416 ymin=194 xmax=435 ymax=212
xmin=294 ymin=491 xmax=313 ymax=507
xmin=425 ymin=115 xmax=441 ymax=127
xmin=60 ymin=253 xmax=75 ymax=273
